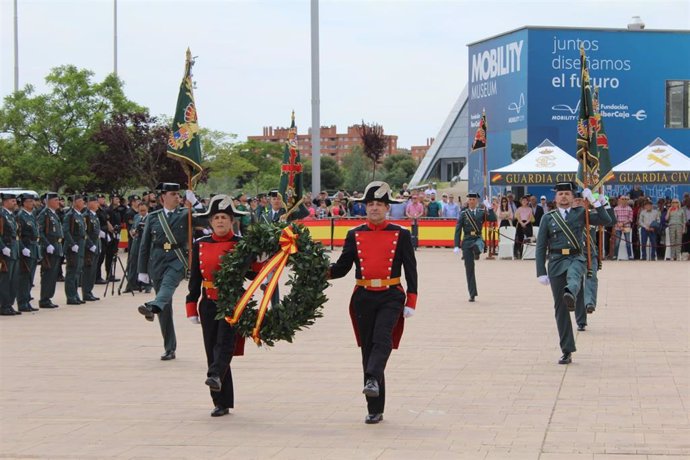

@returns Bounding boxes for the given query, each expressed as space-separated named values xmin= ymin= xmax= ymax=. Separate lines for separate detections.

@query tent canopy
xmin=611 ymin=138 xmax=690 ymax=185
xmin=490 ymin=139 xmax=578 ymax=186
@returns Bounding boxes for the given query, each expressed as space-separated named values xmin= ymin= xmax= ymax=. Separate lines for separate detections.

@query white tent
xmin=489 ymin=139 xmax=578 ymax=185
xmin=611 ymin=137 xmax=690 ymax=185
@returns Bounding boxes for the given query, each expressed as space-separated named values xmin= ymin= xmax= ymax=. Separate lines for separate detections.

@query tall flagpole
xmin=113 ymin=0 xmax=118 ymax=76
xmin=310 ymin=0 xmax=321 ymax=195
xmin=13 ymin=0 xmax=19 ymax=91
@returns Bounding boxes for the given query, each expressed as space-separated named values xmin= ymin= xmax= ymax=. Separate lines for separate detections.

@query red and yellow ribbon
xmin=225 ymin=226 xmax=299 ymax=344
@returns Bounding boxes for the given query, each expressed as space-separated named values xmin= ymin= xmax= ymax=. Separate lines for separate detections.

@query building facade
xmin=413 ymin=26 xmax=690 ymax=199
xmin=248 ymin=124 xmax=398 ymax=165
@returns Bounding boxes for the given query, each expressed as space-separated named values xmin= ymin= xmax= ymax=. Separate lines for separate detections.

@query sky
xmin=1 ymin=0 xmax=688 ymax=149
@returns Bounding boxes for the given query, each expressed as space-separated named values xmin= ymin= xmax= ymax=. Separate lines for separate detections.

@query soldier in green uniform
xmin=37 ymin=192 xmax=64 ymax=309
xmin=535 ymin=183 xmax=612 ymax=364
xmin=82 ymin=195 xmax=103 ymax=302
xmin=124 ymin=200 xmax=147 ymax=293
xmin=137 ymin=183 xmax=203 ymax=360
xmin=63 ymin=194 xmax=87 ymax=305
xmin=453 ymin=193 xmax=496 ymax=302
xmin=1 ymin=192 xmax=21 ymax=316
xmin=16 ymin=193 xmax=40 ymax=312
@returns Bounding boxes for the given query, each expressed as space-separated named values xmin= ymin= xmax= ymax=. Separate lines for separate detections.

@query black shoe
xmin=577 ymin=324 xmax=586 ymax=332
xmin=66 ymin=299 xmax=81 ymax=305
xmin=558 ymin=352 xmax=572 ymax=364
xmin=18 ymin=306 xmax=36 ymax=312
xmin=95 ymin=278 xmax=107 ymax=285
xmin=211 ymin=406 xmax=229 ymax=417
xmin=39 ymin=302 xmax=58 ymax=309
xmin=83 ymin=295 xmax=100 ymax=301
xmin=365 ymin=413 xmax=383 ymax=424
xmin=122 ymin=288 xmax=134 ymax=294
xmin=108 ymin=276 xmax=121 ymax=282
xmin=0 ymin=307 xmax=16 ymax=316
xmin=586 ymin=304 xmax=595 ymax=314
xmin=362 ymin=377 xmax=380 ymax=398
xmin=160 ymin=350 xmax=176 ymax=361
xmin=473 ymin=247 xmax=481 ymax=260
xmin=563 ymin=291 xmax=575 ymax=311
xmin=144 ymin=287 xmax=152 ymax=294
xmin=13 ymin=309 xmax=22 ymax=315
xmin=138 ymin=304 xmax=155 ymax=322
xmin=205 ymin=375 xmax=222 ymax=392
xmin=469 ymin=296 xmax=475 ymax=302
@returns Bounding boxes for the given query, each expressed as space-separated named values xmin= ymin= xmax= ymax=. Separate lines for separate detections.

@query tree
xmin=303 ymin=155 xmax=343 ymax=192
xmin=342 ymin=146 xmax=373 ymax=192
xmin=382 ymin=154 xmax=417 ymax=189
xmin=233 ymin=140 xmax=283 ymax=195
xmin=0 ymin=65 xmax=140 ymax=191
xmin=358 ymin=121 xmax=388 ymax=180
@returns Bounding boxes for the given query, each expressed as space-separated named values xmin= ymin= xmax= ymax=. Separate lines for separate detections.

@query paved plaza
xmin=1 ymin=249 xmax=689 ymax=459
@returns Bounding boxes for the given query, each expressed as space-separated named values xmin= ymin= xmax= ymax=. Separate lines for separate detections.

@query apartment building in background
xmin=248 ymin=124 xmax=398 ymax=164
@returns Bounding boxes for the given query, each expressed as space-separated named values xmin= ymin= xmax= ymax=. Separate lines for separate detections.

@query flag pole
xmin=582 ymin=153 xmax=592 ymax=277
xmin=187 ymin=171 xmax=193 ymax=272
xmin=483 ymin=146 xmax=487 ymax=200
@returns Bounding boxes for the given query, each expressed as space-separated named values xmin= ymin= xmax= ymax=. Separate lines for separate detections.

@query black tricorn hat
xmin=268 ymin=190 xmax=281 ymax=198
xmin=354 ymin=181 xmax=403 ymax=204
xmin=86 ymin=195 xmax=99 ymax=202
xmin=156 ymin=182 xmax=180 ymax=192
xmin=553 ymin=182 xmax=575 ymax=192
xmin=128 ymin=194 xmax=141 ymax=202
xmin=0 ymin=192 xmax=17 ymax=200
xmin=43 ymin=192 xmax=59 ymax=201
xmin=193 ymin=194 xmax=249 ymax=218
xmin=17 ymin=192 xmax=38 ymax=202
xmin=466 ymin=193 xmax=480 ymax=199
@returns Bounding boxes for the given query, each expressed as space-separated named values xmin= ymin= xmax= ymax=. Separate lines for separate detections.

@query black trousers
xmin=514 ymin=223 xmax=533 ymax=259
xmin=352 ymin=287 xmax=404 ymax=415
xmin=199 ymin=298 xmax=236 ymax=409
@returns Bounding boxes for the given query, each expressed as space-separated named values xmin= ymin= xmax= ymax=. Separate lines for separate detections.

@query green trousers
xmin=64 ymin=251 xmax=84 ymax=301
xmin=40 ymin=253 xmax=61 ymax=305
xmin=82 ymin=249 xmax=100 ymax=297
xmin=16 ymin=257 xmax=37 ymax=308
xmin=0 ymin=258 xmax=17 ymax=308
xmin=149 ymin=264 xmax=185 ymax=353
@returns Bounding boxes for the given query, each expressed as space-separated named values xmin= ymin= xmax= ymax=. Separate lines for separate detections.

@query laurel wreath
xmin=213 ymin=222 xmax=330 ymax=347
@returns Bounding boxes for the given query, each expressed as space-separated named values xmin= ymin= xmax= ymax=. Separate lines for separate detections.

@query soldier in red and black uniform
xmin=329 ymin=181 xmax=418 ymax=425
xmin=185 ymin=194 xmax=251 ymax=418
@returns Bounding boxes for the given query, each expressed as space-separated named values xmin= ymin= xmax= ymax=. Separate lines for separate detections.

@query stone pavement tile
xmin=539 ymin=454 xmax=594 ymax=460
xmin=117 ymin=444 xmax=233 ymax=458
xmin=592 ymin=455 xmax=650 ymax=460
xmin=17 ymin=441 xmax=133 ymax=458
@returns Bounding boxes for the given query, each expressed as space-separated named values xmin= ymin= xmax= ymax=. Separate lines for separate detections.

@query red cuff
xmin=185 ymin=302 xmax=198 ymax=318
xmin=405 ymin=292 xmax=417 ymax=309
xmin=250 ymin=260 xmax=266 ymax=273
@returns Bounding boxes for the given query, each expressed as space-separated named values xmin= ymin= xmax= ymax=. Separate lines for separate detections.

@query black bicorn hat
xmin=156 ymin=182 xmax=180 ymax=192
xmin=193 ymin=194 xmax=249 ymax=219
xmin=553 ymin=182 xmax=576 ymax=192
xmin=354 ymin=181 xmax=404 ymax=204
xmin=466 ymin=192 xmax=481 ymax=199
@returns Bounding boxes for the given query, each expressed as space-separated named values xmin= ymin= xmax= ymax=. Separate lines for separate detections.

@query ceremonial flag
xmin=278 ymin=111 xmax=305 ymax=218
xmin=575 ymin=47 xmax=600 ymax=188
xmin=167 ymin=48 xmax=203 ymax=185
xmin=592 ymin=87 xmax=614 ymax=189
xmin=471 ymin=111 xmax=487 ymax=150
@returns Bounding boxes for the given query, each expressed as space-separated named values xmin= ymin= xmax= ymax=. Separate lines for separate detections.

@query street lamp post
xmin=310 ymin=0 xmax=321 ymax=195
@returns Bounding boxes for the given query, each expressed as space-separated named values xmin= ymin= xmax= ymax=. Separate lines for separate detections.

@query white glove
xmin=71 ymin=244 xmax=79 ymax=253
xmin=89 ymin=245 xmax=97 ymax=253
xmin=256 ymin=252 xmax=270 ymax=263
xmin=46 ymin=244 xmax=55 ymax=254
xmin=483 ymin=199 xmax=491 ymax=209
xmin=138 ymin=273 xmax=150 ymax=284
xmin=1 ymin=247 xmax=10 ymax=257
xmin=537 ymin=275 xmax=550 ymax=286
xmin=582 ymin=188 xmax=595 ymax=203
xmin=99 ymin=230 xmax=106 ymax=239
xmin=202 ymin=228 xmax=212 ymax=235
xmin=188 ymin=316 xmax=201 ymax=325
xmin=453 ymin=247 xmax=460 ymax=255
xmin=403 ymin=307 xmax=415 ymax=318
xmin=185 ymin=190 xmax=197 ymax=205
xmin=22 ymin=248 xmax=31 ymax=257
xmin=106 ymin=234 xmax=111 ymax=242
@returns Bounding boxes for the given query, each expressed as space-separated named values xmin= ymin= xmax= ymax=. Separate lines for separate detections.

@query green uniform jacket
xmin=62 ymin=208 xmax=86 ymax=260
xmin=535 ymin=205 xmax=612 ymax=278
xmin=0 ymin=207 xmax=20 ymax=260
xmin=37 ymin=208 xmax=64 ymax=257
xmin=454 ymin=207 xmax=497 ymax=247
xmin=138 ymin=207 xmax=196 ymax=281
xmin=17 ymin=209 xmax=39 ymax=260
xmin=82 ymin=209 xmax=101 ymax=261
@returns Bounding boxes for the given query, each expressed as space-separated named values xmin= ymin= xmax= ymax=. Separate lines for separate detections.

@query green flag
xmin=167 ymin=48 xmax=203 ymax=186
xmin=575 ymin=47 xmax=600 ymax=189
xmin=278 ymin=111 xmax=306 ymax=219
xmin=592 ymin=87 xmax=614 ymax=189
